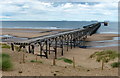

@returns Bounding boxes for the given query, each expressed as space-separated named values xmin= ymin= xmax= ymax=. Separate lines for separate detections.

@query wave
xmin=0 ymin=35 xmax=13 ymax=37
xmin=1 ymin=26 xmax=72 ymax=29
xmin=98 ymin=32 xmax=119 ymax=34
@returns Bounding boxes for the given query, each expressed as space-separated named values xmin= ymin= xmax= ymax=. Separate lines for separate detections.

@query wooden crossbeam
xmin=10 ymin=23 xmax=102 ymax=59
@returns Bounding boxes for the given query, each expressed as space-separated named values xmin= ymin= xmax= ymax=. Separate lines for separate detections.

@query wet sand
xmin=0 ymin=28 xmax=70 ymax=38
xmin=85 ymin=34 xmax=119 ymax=52
xmin=86 ymin=34 xmax=118 ymax=41
xmin=1 ymin=28 xmax=119 ymax=76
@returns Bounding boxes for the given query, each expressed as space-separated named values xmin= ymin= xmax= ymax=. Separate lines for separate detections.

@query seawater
xmin=0 ymin=21 xmax=118 ymax=34
xmin=0 ymin=21 xmax=119 ymax=47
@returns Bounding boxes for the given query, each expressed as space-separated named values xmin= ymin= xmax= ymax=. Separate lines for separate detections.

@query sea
xmin=0 ymin=21 xmax=118 ymax=34
xmin=0 ymin=21 xmax=119 ymax=48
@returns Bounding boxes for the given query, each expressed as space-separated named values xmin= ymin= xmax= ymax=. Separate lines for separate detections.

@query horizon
xmin=0 ymin=20 xmax=117 ymax=22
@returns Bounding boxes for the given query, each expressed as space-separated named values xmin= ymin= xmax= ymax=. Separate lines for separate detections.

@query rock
xmin=19 ymin=62 xmax=22 ymax=64
xmin=65 ymin=66 xmax=67 ymax=68
xmin=18 ymin=71 xmax=22 ymax=73
xmin=51 ymin=71 xmax=54 ymax=73
xmin=53 ymin=73 xmax=56 ymax=76
xmin=55 ymin=71 xmax=59 ymax=72
xmin=87 ymin=69 xmax=90 ymax=72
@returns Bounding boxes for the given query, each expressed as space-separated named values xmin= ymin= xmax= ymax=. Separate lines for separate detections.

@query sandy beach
xmin=1 ymin=28 xmax=119 ymax=76
xmin=1 ymin=28 xmax=70 ymax=38
xmin=1 ymin=0 xmax=119 ymax=77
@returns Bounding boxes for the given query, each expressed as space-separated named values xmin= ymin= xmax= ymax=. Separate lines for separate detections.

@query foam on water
xmin=0 ymin=35 xmax=13 ymax=37
xmin=98 ymin=32 xmax=119 ymax=34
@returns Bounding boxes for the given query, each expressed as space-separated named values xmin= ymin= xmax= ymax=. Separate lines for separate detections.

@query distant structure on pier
xmin=7 ymin=22 xmax=107 ymax=59
xmin=91 ymin=20 xmax=98 ymax=22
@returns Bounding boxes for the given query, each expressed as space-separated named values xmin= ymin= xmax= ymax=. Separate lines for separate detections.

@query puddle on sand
xmin=79 ymin=37 xmax=120 ymax=48
xmin=0 ymin=35 xmax=13 ymax=37
xmin=0 ymin=35 xmax=28 ymax=42
xmin=1 ymin=35 xmax=119 ymax=48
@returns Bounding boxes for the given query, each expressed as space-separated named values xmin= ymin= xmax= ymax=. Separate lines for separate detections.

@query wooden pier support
xmin=39 ymin=43 xmax=43 ymax=58
xmin=61 ymin=36 xmax=64 ymax=56
xmin=73 ymin=39 xmax=76 ymax=48
xmin=23 ymin=46 xmax=26 ymax=52
xmin=67 ymin=35 xmax=69 ymax=51
xmin=31 ymin=45 xmax=34 ymax=54
xmin=70 ymin=34 xmax=73 ymax=49
xmin=28 ymin=45 xmax=31 ymax=53
xmin=11 ymin=23 xmax=103 ymax=59
xmin=11 ymin=43 xmax=14 ymax=51
xmin=45 ymin=40 xmax=48 ymax=59
xmin=54 ymin=38 xmax=57 ymax=59
xmin=18 ymin=45 xmax=22 ymax=52
xmin=48 ymin=39 xmax=51 ymax=55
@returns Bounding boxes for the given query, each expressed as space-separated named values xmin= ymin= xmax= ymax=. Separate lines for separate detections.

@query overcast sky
xmin=0 ymin=0 xmax=119 ymax=21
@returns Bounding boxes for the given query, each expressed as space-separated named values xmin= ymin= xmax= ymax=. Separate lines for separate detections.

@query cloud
xmin=0 ymin=16 xmax=11 ymax=19
xmin=0 ymin=0 xmax=118 ymax=21
xmin=61 ymin=3 xmax=73 ymax=8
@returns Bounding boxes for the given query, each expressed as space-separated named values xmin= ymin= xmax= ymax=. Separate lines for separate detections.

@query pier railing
xmin=9 ymin=22 xmax=103 ymax=59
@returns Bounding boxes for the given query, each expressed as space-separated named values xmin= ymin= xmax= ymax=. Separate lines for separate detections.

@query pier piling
xmin=11 ymin=22 xmax=104 ymax=59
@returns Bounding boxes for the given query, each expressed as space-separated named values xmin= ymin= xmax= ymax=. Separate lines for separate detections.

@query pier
xmin=8 ymin=22 xmax=107 ymax=59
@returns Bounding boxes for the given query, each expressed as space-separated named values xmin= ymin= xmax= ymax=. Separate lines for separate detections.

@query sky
xmin=0 ymin=0 xmax=119 ymax=22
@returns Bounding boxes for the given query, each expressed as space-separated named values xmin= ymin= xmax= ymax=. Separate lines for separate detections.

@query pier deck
xmin=7 ymin=22 xmax=105 ymax=59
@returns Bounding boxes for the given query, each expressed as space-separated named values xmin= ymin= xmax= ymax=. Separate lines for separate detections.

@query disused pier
xmin=10 ymin=22 xmax=107 ymax=59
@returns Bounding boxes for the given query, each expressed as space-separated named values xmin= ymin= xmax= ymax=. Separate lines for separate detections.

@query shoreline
xmin=0 ymin=28 xmax=70 ymax=38
xmin=1 ymin=28 xmax=119 ymax=49
xmin=1 ymin=28 xmax=119 ymax=76
xmin=0 ymin=28 xmax=70 ymax=31
xmin=1 ymin=28 xmax=119 ymax=38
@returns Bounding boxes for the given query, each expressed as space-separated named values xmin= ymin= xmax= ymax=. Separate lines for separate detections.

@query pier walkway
xmin=9 ymin=22 xmax=107 ymax=59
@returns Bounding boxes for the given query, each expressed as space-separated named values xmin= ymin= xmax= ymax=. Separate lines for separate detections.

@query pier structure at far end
xmin=8 ymin=22 xmax=108 ymax=59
